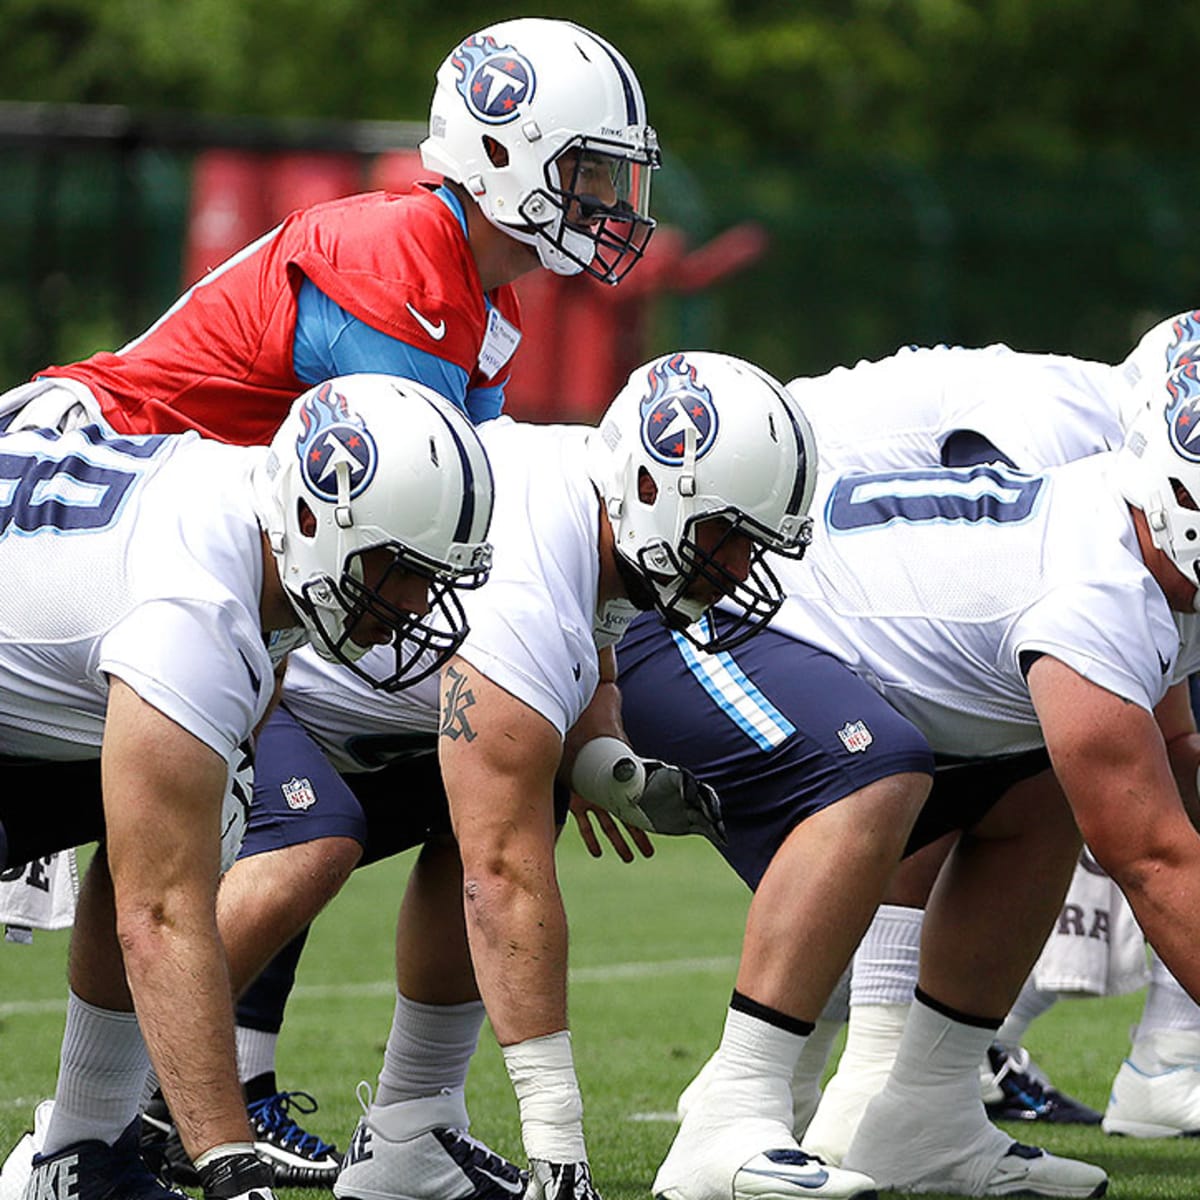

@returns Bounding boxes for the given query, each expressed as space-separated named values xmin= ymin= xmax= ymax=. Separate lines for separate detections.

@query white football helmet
xmin=587 ymin=351 xmax=818 ymax=651
xmin=1114 ymin=359 xmax=1200 ymax=606
xmin=421 ymin=17 xmax=659 ymax=284
xmin=253 ymin=374 xmax=494 ymax=689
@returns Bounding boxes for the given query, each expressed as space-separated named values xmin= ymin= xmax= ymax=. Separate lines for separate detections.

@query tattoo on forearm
xmin=441 ymin=665 xmax=478 ymax=742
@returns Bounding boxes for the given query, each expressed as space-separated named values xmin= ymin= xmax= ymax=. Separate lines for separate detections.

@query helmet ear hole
xmin=297 ymin=497 xmax=318 ymax=538
xmin=483 ymin=136 xmax=509 ymax=168
xmin=637 ymin=466 xmax=658 ymax=506
xmin=1171 ymin=478 xmax=1199 ymax=512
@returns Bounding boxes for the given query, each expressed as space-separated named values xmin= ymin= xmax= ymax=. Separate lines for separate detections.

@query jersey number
xmin=0 ymin=440 xmax=162 ymax=536
xmin=827 ymin=465 xmax=1044 ymax=531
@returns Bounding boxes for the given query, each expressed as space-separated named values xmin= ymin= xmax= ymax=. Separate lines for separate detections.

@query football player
xmin=780 ymin=319 xmax=1200 ymax=1161
xmin=0 ymin=17 xmax=659 ymax=442
xmin=0 ymin=375 xmax=493 ymax=1200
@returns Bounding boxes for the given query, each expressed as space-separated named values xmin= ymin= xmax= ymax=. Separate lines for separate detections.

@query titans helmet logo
xmin=450 ymin=34 xmax=535 ymax=125
xmin=296 ymin=382 xmax=378 ymax=502
xmin=639 ymin=354 xmax=719 ymax=466
xmin=1164 ymin=361 xmax=1200 ymax=463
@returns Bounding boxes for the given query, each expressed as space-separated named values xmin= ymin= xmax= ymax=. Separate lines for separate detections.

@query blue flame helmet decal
xmin=639 ymin=354 xmax=719 ymax=466
xmin=1164 ymin=362 xmax=1200 ymax=463
xmin=1164 ymin=310 xmax=1200 ymax=372
xmin=450 ymin=34 xmax=536 ymax=125
xmin=296 ymin=382 xmax=378 ymax=501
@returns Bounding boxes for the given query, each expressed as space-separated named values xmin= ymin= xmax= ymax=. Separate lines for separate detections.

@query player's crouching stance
xmin=0 ymin=374 xmax=493 ymax=1200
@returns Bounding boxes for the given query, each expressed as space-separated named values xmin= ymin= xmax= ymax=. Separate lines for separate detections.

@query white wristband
xmin=502 ymin=1030 xmax=587 ymax=1162
xmin=570 ymin=737 xmax=646 ymax=812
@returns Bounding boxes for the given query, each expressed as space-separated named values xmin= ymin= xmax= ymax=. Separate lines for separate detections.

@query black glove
xmin=637 ymin=760 xmax=727 ymax=846
xmin=198 ymin=1151 xmax=275 ymax=1200
xmin=523 ymin=1159 xmax=603 ymax=1200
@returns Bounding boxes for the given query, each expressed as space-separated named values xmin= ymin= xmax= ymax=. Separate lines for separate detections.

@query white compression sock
xmin=375 ymin=991 xmax=486 ymax=1108
xmin=44 ymin=991 xmax=150 ymax=1154
xmin=801 ymin=905 xmax=922 ymax=1162
xmin=994 ymin=974 xmax=1060 ymax=1052
xmin=850 ymin=904 xmax=922 ymax=1005
xmin=1138 ymin=951 xmax=1200 ymax=1036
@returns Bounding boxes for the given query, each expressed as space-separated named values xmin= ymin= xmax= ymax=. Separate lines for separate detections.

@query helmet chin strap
xmin=498 ymin=207 xmax=591 ymax=277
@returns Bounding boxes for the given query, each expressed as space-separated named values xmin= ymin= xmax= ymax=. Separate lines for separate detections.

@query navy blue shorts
xmin=617 ymin=614 xmax=937 ymax=888
xmin=239 ymin=705 xmax=451 ymax=867
xmin=241 ymin=705 xmax=570 ymax=868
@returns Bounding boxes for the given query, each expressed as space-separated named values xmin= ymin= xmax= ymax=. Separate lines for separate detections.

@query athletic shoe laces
xmin=247 ymin=1090 xmax=336 ymax=1158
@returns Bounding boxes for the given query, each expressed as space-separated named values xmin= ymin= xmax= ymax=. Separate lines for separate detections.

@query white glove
xmin=523 ymin=1159 xmax=602 ymax=1200
xmin=570 ymin=738 xmax=726 ymax=845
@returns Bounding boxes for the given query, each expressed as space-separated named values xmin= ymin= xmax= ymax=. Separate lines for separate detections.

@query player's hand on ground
xmin=198 ymin=1150 xmax=275 ymax=1200
xmin=569 ymin=795 xmax=654 ymax=861
xmin=523 ymin=1158 xmax=603 ymax=1200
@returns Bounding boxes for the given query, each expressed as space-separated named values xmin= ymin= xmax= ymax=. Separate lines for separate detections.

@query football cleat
xmin=24 ymin=1118 xmax=189 ymax=1200
xmin=730 ymin=1149 xmax=878 ymax=1200
xmin=1102 ymin=1029 xmax=1200 ymax=1137
xmin=982 ymin=1045 xmax=1102 ymax=1126
xmin=334 ymin=1087 xmax=526 ymax=1200
xmin=656 ymin=1104 xmax=877 ymax=1200
xmin=247 ymin=1086 xmax=341 ymax=1187
xmin=845 ymin=1083 xmax=1108 ymax=1197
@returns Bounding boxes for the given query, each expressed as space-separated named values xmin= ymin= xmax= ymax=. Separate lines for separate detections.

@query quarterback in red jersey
xmin=3 ymin=16 xmax=659 ymax=442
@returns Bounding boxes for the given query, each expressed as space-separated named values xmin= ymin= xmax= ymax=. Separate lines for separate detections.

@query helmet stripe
xmin=428 ymin=404 xmax=485 ymax=545
xmin=571 ymin=24 xmax=641 ymax=125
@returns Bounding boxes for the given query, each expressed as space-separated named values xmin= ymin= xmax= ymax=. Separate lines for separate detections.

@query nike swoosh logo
xmin=1158 ymin=650 xmax=1171 ymax=675
xmin=737 ymin=1167 xmax=831 ymax=1191
xmin=406 ymin=301 xmax=446 ymax=340
xmin=475 ymin=1166 xmax=524 ymax=1194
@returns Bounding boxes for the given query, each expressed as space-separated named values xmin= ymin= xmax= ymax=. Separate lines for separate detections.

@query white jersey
xmin=0 ymin=425 xmax=280 ymax=761
xmin=772 ymin=454 xmax=1194 ymax=758
xmin=283 ymin=417 xmax=609 ymax=773
xmin=788 ymin=344 xmax=1126 ymax=477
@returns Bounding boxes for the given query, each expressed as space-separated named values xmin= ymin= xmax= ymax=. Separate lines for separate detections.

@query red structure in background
xmin=181 ymin=150 xmax=362 ymax=289
xmin=183 ymin=148 xmax=767 ymax=422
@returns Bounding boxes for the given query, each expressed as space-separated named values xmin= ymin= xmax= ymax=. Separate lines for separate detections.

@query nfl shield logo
xmin=281 ymin=776 xmax=318 ymax=810
xmin=837 ymin=720 xmax=873 ymax=754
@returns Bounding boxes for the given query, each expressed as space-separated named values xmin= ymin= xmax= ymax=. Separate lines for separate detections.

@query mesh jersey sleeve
xmin=98 ymin=598 xmax=272 ymax=760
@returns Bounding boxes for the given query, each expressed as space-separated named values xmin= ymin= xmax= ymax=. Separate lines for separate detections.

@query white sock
xmin=236 ymin=1026 xmax=279 ymax=1086
xmin=994 ymin=976 xmax=1059 ymax=1053
xmin=44 ymin=992 xmax=150 ymax=1154
xmin=851 ymin=905 xmax=922 ymax=1005
xmin=888 ymin=995 xmax=996 ymax=1108
xmin=708 ymin=1004 xmax=807 ymax=1128
xmin=1137 ymin=952 xmax=1200 ymax=1037
xmin=375 ymin=992 xmax=486 ymax=1108
xmin=792 ymin=1016 xmax=844 ymax=1135
xmin=802 ymin=1001 xmax=909 ymax=1162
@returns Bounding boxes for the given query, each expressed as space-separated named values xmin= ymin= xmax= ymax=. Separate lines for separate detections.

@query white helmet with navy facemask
xmin=254 ymin=374 xmax=494 ymax=689
xmin=420 ymin=17 xmax=659 ymax=285
xmin=1115 ymin=359 xmax=1200 ymax=609
xmin=587 ymin=351 xmax=818 ymax=652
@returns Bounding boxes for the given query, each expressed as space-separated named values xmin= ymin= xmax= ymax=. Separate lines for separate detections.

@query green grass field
xmin=2 ymin=831 xmax=1196 ymax=1199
